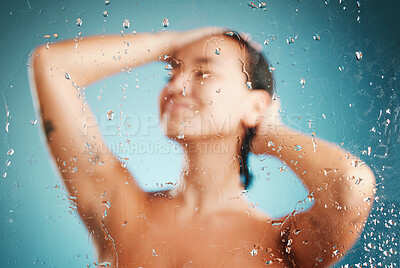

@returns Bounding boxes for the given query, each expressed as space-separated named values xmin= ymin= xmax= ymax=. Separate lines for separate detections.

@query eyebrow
xmin=170 ymin=57 xmax=218 ymax=72
xmin=194 ymin=57 xmax=211 ymax=64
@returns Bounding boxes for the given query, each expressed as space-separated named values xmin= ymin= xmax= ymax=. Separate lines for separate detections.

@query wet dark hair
xmin=225 ymin=31 xmax=275 ymax=190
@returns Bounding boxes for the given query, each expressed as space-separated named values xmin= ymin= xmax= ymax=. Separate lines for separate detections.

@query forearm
xmin=252 ymin=126 xmax=376 ymax=212
xmin=33 ymin=32 xmax=170 ymax=87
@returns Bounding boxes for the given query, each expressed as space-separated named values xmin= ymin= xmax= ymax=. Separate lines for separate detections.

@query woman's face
xmin=159 ymin=35 xmax=252 ymax=141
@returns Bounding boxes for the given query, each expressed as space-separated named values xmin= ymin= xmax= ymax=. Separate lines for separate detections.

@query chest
xmin=111 ymin=211 xmax=288 ymax=267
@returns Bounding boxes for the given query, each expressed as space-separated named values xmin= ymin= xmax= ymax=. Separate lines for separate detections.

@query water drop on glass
xmin=313 ymin=34 xmax=320 ymax=41
xmin=76 ymin=18 xmax=82 ymax=27
xmin=123 ymin=19 xmax=130 ymax=29
xmin=103 ymin=11 xmax=108 ymax=17
xmin=286 ymin=37 xmax=295 ymax=44
xmin=355 ymin=51 xmax=362 ymax=60
xmin=162 ymin=18 xmax=169 ymax=27
xmin=250 ymin=249 xmax=258 ymax=256
xmin=105 ymin=0 xmax=110 ymax=4
xmin=246 ymin=82 xmax=252 ymax=89
xmin=259 ymin=2 xmax=266 ymax=9
xmin=164 ymin=64 xmax=173 ymax=70
xmin=65 ymin=73 xmax=70 ymax=80
xmin=248 ymin=1 xmax=258 ymax=8
xmin=178 ymin=131 xmax=184 ymax=139
xmin=300 ymin=78 xmax=306 ymax=85
xmin=7 ymin=149 xmax=14 ymax=155
xmin=107 ymin=110 xmax=114 ymax=120
xmin=31 ymin=119 xmax=37 ymax=125
xmin=215 ymin=48 xmax=221 ymax=55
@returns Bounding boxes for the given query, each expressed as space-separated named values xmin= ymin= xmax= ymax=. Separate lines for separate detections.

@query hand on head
xmin=162 ymin=26 xmax=264 ymax=59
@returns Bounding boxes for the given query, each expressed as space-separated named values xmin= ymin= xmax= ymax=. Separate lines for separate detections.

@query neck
xmin=173 ymin=135 xmax=249 ymax=217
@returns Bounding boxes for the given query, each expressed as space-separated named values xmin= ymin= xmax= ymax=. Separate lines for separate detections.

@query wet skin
xmin=29 ymin=28 xmax=376 ymax=267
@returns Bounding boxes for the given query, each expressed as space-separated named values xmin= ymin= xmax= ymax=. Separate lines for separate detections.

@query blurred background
xmin=0 ymin=0 xmax=399 ymax=267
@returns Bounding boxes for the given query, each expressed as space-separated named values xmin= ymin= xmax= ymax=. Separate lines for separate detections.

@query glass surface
xmin=0 ymin=0 xmax=399 ymax=267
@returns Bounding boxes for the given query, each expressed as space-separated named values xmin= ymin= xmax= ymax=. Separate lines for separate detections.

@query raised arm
xmin=251 ymin=112 xmax=376 ymax=267
xmin=28 ymin=27 xmax=223 ymax=251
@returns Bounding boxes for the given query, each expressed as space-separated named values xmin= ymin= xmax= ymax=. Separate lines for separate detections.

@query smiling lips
xmin=166 ymin=101 xmax=196 ymax=113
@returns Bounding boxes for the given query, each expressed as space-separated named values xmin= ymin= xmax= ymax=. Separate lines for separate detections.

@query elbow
xmin=343 ymin=163 xmax=376 ymax=211
xmin=28 ymin=45 xmax=53 ymax=87
xmin=30 ymin=45 xmax=49 ymax=72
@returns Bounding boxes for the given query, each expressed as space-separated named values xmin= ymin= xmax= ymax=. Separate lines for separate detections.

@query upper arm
xmin=29 ymin=45 xmax=145 ymax=239
xmin=280 ymin=165 xmax=376 ymax=267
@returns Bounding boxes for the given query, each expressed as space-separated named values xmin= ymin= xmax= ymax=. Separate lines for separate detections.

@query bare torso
xmin=98 ymin=191 xmax=290 ymax=268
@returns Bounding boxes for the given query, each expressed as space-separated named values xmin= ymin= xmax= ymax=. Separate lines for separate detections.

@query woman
xmin=29 ymin=27 xmax=376 ymax=267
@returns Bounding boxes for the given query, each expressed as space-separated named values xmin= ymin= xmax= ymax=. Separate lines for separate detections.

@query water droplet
xmin=313 ymin=34 xmax=320 ymax=41
xmin=246 ymin=82 xmax=252 ymax=89
xmin=31 ymin=119 xmax=37 ymax=125
xmin=65 ymin=73 xmax=70 ymax=80
xmin=208 ymin=100 xmax=213 ymax=105
xmin=216 ymin=88 xmax=221 ymax=93
xmin=248 ymin=1 xmax=258 ymax=8
xmin=105 ymin=0 xmax=110 ymax=4
xmin=265 ymin=260 xmax=273 ymax=265
xmin=3 ymin=172 xmax=7 ymax=178
xmin=355 ymin=51 xmax=362 ymax=60
xmin=300 ymin=78 xmax=306 ymax=85
xmin=226 ymin=31 xmax=234 ymax=36
xmin=259 ymin=2 xmax=267 ymax=9
xmin=76 ymin=18 xmax=82 ymax=27
xmin=286 ymin=37 xmax=296 ymax=44
xmin=103 ymin=11 xmax=108 ymax=17
xmin=162 ymin=18 xmax=169 ymax=27
xmin=152 ymin=249 xmax=158 ymax=256
xmin=107 ymin=110 xmax=114 ymax=120
xmin=98 ymin=262 xmax=111 ymax=267
xmin=264 ymin=39 xmax=269 ymax=45
xmin=7 ymin=149 xmax=14 ymax=156
xmin=121 ymin=220 xmax=128 ymax=226
xmin=6 ymin=160 xmax=11 ymax=167
xmin=123 ymin=19 xmax=130 ymax=29
xmin=102 ymin=200 xmax=111 ymax=209
xmin=215 ymin=48 xmax=221 ymax=55
xmin=250 ymin=249 xmax=258 ymax=256
xmin=164 ymin=64 xmax=173 ymax=70
xmin=178 ymin=131 xmax=184 ymax=139
xmin=294 ymin=144 xmax=302 ymax=151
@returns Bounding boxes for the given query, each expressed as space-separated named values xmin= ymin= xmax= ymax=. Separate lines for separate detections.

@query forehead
xmin=172 ymin=35 xmax=246 ymax=68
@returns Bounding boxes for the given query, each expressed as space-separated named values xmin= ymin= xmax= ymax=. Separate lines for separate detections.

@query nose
xmin=167 ymin=71 xmax=195 ymax=97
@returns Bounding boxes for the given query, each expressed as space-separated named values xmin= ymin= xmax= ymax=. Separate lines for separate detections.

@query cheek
xmin=202 ymin=92 xmax=244 ymax=135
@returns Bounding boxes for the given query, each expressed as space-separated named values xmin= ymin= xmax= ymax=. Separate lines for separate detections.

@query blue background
xmin=1 ymin=0 xmax=399 ymax=267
